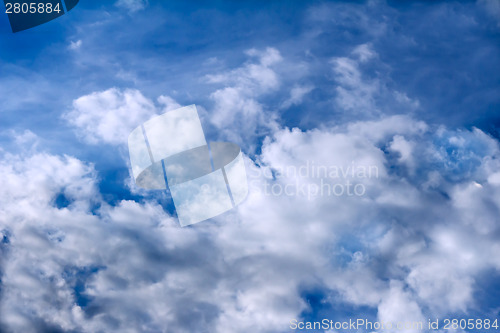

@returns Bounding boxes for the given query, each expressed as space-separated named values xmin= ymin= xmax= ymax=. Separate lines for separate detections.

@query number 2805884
xmin=5 ymin=2 xmax=62 ymax=14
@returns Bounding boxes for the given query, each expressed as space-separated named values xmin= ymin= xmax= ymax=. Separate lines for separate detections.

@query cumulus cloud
xmin=264 ymin=121 xmax=500 ymax=322
xmin=378 ymin=281 xmax=426 ymax=333
xmin=206 ymin=47 xmax=283 ymax=148
xmin=63 ymin=88 xmax=157 ymax=145
xmin=0 ymin=146 xmax=307 ymax=332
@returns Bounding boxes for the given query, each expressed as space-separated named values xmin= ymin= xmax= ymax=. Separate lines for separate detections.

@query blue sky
xmin=1 ymin=0 xmax=500 ymax=332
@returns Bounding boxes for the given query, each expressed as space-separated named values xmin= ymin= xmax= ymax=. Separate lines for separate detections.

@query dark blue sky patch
xmin=472 ymin=269 xmax=500 ymax=318
xmin=53 ymin=192 xmax=71 ymax=209
xmin=61 ymin=265 xmax=104 ymax=312
xmin=299 ymin=286 xmax=377 ymax=332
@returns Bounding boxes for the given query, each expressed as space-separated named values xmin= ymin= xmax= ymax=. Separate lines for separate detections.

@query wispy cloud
xmin=115 ymin=0 xmax=148 ymax=13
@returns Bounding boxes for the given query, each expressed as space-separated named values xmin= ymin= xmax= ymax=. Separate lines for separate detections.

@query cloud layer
xmin=2 ymin=110 xmax=500 ymax=332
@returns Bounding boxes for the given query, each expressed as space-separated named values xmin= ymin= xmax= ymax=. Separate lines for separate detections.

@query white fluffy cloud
xmin=64 ymin=88 xmax=159 ymax=145
xmin=4 ymin=112 xmax=500 ymax=332
xmin=206 ymin=47 xmax=283 ymax=148
xmin=63 ymin=48 xmax=300 ymax=152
